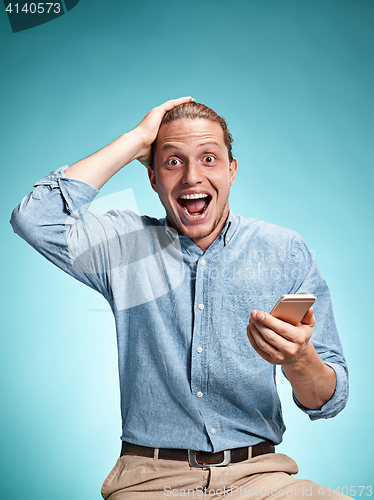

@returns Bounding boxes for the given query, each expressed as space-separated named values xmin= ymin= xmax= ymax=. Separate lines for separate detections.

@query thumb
xmin=301 ymin=307 xmax=316 ymax=326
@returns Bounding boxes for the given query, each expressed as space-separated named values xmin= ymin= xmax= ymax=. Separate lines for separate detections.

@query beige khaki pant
xmin=101 ymin=451 xmax=350 ymax=499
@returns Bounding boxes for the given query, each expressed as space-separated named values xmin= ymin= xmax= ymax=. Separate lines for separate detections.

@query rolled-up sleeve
xmin=10 ymin=166 xmax=113 ymax=298
xmin=291 ymin=361 xmax=349 ymax=420
xmin=282 ymin=235 xmax=349 ymax=420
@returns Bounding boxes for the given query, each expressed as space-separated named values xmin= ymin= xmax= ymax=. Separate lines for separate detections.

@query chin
xmin=180 ymin=221 xmax=216 ymax=241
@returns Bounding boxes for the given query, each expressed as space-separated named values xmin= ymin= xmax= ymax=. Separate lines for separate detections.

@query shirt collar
xmin=222 ymin=210 xmax=238 ymax=246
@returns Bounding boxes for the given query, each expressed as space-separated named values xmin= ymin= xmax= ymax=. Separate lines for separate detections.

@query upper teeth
xmin=180 ymin=193 xmax=209 ymax=200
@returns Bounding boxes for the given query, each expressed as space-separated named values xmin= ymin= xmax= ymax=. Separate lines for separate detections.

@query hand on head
xmin=134 ymin=97 xmax=196 ymax=167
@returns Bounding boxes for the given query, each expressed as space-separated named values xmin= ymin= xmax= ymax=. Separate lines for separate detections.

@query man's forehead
xmin=156 ymin=118 xmax=225 ymax=149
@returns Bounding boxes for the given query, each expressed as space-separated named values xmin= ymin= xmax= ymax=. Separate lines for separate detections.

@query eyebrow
xmin=197 ymin=140 xmax=222 ymax=148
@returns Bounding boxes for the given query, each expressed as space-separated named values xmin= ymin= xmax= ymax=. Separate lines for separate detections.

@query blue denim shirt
xmin=10 ymin=166 xmax=348 ymax=452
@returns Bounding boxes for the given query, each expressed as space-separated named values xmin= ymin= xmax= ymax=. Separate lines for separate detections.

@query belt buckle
xmin=188 ymin=449 xmax=231 ymax=468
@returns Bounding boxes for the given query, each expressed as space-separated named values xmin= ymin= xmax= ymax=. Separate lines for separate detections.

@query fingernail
xmin=259 ymin=313 xmax=265 ymax=321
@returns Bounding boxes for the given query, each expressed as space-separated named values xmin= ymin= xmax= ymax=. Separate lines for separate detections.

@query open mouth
xmin=178 ymin=193 xmax=212 ymax=218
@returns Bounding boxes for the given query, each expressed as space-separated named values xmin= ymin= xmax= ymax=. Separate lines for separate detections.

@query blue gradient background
xmin=1 ymin=1 xmax=373 ymax=498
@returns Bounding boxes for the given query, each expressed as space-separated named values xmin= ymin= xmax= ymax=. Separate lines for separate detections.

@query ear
xmin=147 ymin=166 xmax=158 ymax=193
xmin=229 ymin=158 xmax=238 ymax=186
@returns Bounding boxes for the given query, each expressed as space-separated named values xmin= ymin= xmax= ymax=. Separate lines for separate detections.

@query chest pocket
xmin=220 ymin=294 xmax=276 ymax=366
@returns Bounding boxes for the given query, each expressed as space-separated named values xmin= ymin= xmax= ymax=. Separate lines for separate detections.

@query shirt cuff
xmin=34 ymin=165 xmax=99 ymax=216
xmin=292 ymin=362 xmax=349 ymax=420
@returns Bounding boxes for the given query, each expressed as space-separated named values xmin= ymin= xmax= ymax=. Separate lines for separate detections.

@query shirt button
xmin=200 ymin=259 xmax=206 ymax=266
xmin=197 ymin=391 xmax=203 ymax=398
xmin=211 ymin=428 xmax=216 ymax=434
xmin=197 ymin=346 xmax=203 ymax=353
xmin=198 ymin=304 xmax=204 ymax=310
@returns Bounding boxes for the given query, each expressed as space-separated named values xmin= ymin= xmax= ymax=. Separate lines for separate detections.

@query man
xmin=11 ymin=97 xmax=349 ymax=499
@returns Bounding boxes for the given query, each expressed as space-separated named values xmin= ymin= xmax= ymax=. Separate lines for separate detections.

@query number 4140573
xmin=5 ymin=3 xmax=61 ymax=14
xmin=318 ymin=486 xmax=372 ymax=497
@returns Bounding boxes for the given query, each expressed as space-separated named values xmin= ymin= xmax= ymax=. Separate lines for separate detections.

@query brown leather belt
xmin=120 ymin=441 xmax=275 ymax=468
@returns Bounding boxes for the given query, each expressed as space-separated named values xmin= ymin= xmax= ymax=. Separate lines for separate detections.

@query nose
xmin=181 ymin=161 xmax=202 ymax=186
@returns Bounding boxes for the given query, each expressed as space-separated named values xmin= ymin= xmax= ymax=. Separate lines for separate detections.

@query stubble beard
xmin=165 ymin=201 xmax=230 ymax=244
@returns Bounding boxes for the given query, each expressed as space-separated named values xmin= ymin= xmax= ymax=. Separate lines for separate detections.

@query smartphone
xmin=270 ymin=294 xmax=316 ymax=326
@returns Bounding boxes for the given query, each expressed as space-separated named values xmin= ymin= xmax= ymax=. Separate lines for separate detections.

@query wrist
xmin=282 ymin=341 xmax=317 ymax=372
xmin=125 ymin=128 xmax=151 ymax=164
xmin=283 ymin=343 xmax=337 ymax=409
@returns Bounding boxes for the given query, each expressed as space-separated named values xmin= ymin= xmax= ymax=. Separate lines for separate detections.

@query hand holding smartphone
xmin=270 ymin=294 xmax=316 ymax=326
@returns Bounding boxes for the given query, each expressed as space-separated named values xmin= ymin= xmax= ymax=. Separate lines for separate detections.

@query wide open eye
xmin=167 ymin=158 xmax=182 ymax=167
xmin=203 ymin=156 xmax=215 ymax=163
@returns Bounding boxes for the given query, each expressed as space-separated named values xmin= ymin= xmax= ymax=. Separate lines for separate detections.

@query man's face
xmin=148 ymin=118 xmax=237 ymax=251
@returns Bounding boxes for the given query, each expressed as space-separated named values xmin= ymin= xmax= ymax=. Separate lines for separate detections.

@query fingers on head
xmin=163 ymin=96 xmax=195 ymax=110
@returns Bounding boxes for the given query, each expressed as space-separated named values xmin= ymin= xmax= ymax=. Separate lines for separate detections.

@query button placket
xmin=190 ymin=255 xmax=208 ymax=409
